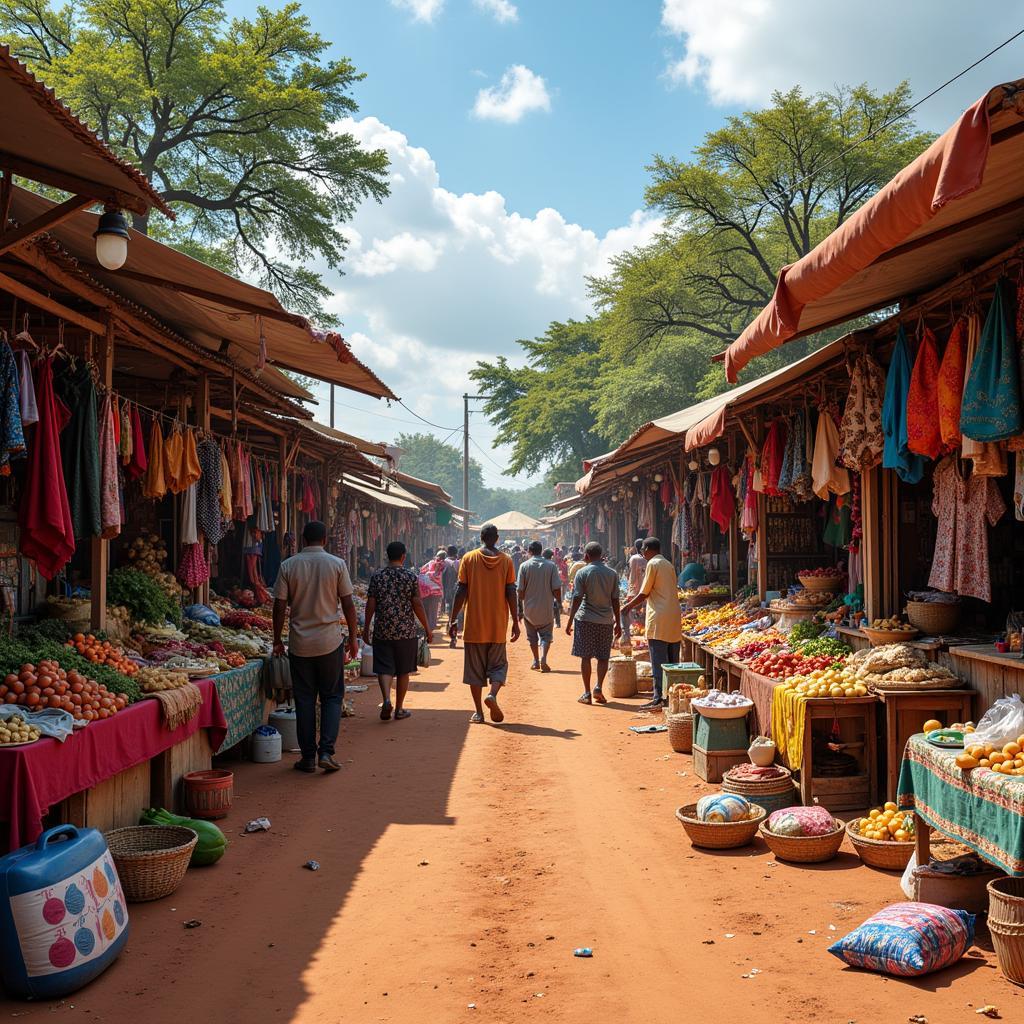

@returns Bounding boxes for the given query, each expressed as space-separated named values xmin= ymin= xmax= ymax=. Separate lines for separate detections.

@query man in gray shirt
xmin=517 ymin=540 xmax=562 ymax=672
xmin=566 ymin=542 xmax=622 ymax=705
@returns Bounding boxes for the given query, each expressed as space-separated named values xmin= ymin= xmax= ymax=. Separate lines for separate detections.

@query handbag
xmin=417 ymin=636 xmax=431 ymax=668
xmin=262 ymin=654 xmax=292 ymax=699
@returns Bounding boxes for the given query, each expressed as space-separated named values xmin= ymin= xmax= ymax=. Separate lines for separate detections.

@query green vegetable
xmin=789 ymin=620 xmax=826 ymax=643
xmin=140 ymin=807 xmax=227 ymax=866
xmin=795 ymin=636 xmax=852 ymax=660
xmin=108 ymin=568 xmax=182 ymax=627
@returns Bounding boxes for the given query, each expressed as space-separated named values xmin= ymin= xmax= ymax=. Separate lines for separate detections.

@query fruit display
xmin=67 ymin=634 xmax=139 ymax=676
xmin=183 ymin=621 xmax=268 ymax=659
xmin=854 ymin=802 xmax=916 ymax=842
xmin=136 ymin=667 xmax=191 ymax=692
xmin=955 ymin=735 xmax=1024 ymax=774
xmin=798 ymin=567 xmax=844 ymax=580
xmin=922 ymin=718 xmax=975 ymax=734
xmin=0 ymin=660 xmax=128 ymax=721
xmin=219 ymin=611 xmax=272 ymax=631
xmin=781 ymin=665 xmax=869 ymax=699
xmin=747 ymin=650 xmax=842 ymax=680
xmin=868 ymin=616 xmax=916 ymax=632
xmin=140 ymin=808 xmax=227 ymax=866
xmin=0 ymin=712 xmax=41 ymax=745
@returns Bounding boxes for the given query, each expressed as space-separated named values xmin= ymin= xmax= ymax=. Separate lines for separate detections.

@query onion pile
xmin=0 ymin=660 xmax=128 ymax=721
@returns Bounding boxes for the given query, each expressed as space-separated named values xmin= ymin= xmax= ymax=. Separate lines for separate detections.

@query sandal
xmin=470 ymin=712 xmax=484 ymax=724
xmin=540 ymin=663 xmax=551 ymax=673
xmin=578 ymin=693 xmax=592 ymax=705
xmin=593 ymin=688 xmax=608 ymax=704
xmin=380 ymin=701 xmax=393 ymax=721
xmin=394 ymin=708 xmax=411 ymax=720
xmin=484 ymin=693 xmax=505 ymax=723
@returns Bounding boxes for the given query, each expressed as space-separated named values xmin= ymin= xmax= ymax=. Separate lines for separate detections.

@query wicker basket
xmin=869 ymin=676 xmax=962 ymax=692
xmin=604 ymin=658 xmax=637 ymax=698
xmin=845 ymin=821 xmax=915 ymax=871
xmin=722 ymin=770 xmax=797 ymax=816
xmin=667 ymin=713 xmax=693 ymax=753
xmin=797 ymin=574 xmax=842 ymax=592
xmin=988 ymin=877 xmax=1024 ymax=986
xmin=106 ymin=825 xmax=198 ymax=902
xmin=906 ymin=600 xmax=960 ymax=635
xmin=675 ymin=803 xmax=766 ymax=850
xmin=861 ymin=626 xmax=920 ymax=646
xmin=759 ymin=819 xmax=846 ymax=863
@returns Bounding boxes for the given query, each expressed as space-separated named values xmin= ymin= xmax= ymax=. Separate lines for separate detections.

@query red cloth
xmin=18 ymin=357 xmax=75 ymax=580
xmin=710 ymin=464 xmax=735 ymax=533
xmin=906 ymin=327 xmax=942 ymax=458
xmin=126 ymin=404 xmax=148 ymax=480
xmin=724 ymin=92 xmax=993 ymax=381
xmin=937 ymin=319 xmax=968 ymax=452
xmin=760 ymin=420 xmax=787 ymax=496
xmin=0 ymin=679 xmax=227 ymax=851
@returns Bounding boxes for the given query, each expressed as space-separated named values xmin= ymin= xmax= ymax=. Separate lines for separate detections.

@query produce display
xmin=0 ymin=712 xmax=41 ymax=745
xmin=797 ymin=567 xmax=844 ymax=581
xmin=692 ymin=690 xmax=752 ymax=710
xmin=792 ymin=636 xmax=851 ymax=660
xmin=1 ymin=659 xmax=129 ymax=721
xmin=218 ymin=611 xmax=272 ymax=631
xmin=867 ymin=616 xmax=916 ymax=633
xmin=781 ymin=665 xmax=869 ymax=699
xmin=789 ymin=620 xmax=826 ymax=644
xmin=747 ymin=650 xmax=842 ymax=679
xmin=724 ymin=763 xmax=788 ymax=783
xmin=136 ymin=667 xmax=191 ymax=693
xmin=846 ymin=645 xmax=958 ymax=689
xmin=68 ymin=634 xmax=139 ymax=676
xmin=956 ymin=735 xmax=1024 ymax=774
xmin=108 ymin=567 xmax=182 ymax=626
xmin=183 ymin=622 xmax=269 ymax=659
xmin=140 ymin=808 xmax=227 ymax=866
xmin=126 ymin=534 xmax=189 ymax=601
xmin=854 ymin=802 xmax=916 ymax=842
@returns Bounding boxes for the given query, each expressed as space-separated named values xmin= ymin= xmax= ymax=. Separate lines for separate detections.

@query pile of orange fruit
xmin=956 ymin=736 xmax=1024 ymax=774
xmin=855 ymin=802 xmax=915 ymax=842
xmin=68 ymin=634 xmax=139 ymax=676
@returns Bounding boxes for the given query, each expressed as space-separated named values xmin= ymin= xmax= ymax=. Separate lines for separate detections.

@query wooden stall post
xmin=90 ymin=318 xmax=114 ymax=632
xmin=754 ymin=412 xmax=767 ymax=602
xmin=861 ymin=466 xmax=882 ymax=623
xmin=196 ymin=374 xmax=211 ymax=606
xmin=278 ymin=436 xmax=287 ymax=548
xmin=727 ymin=434 xmax=739 ymax=594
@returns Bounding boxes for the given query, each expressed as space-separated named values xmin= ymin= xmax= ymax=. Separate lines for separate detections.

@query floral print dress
xmin=840 ymin=352 xmax=885 ymax=471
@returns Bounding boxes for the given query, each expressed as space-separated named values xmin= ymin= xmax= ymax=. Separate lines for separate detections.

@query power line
xmin=324 ymin=397 xmax=460 ymax=432
xmin=395 ymin=399 xmax=460 ymax=432
xmin=469 ymin=434 xmax=508 ymax=473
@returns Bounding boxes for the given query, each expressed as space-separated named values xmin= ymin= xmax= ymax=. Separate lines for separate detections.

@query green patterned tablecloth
xmin=209 ymin=660 xmax=266 ymax=751
xmin=898 ymin=734 xmax=1024 ymax=876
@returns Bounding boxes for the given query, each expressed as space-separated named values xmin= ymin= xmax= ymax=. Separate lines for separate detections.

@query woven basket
xmin=604 ymin=658 xmax=637 ymax=698
xmin=759 ymin=819 xmax=845 ymax=863
xmin=861 ymin=626 xmax=920 ymax=646
xmin=797 ymin=574 xmax=842 ymax=592
xmin=722 ymin=771 xmax=796 ymax=816
xmin=988 ymin=877 xmax=1024 ymax=986
xmin=869 ymin=676 xmax=962 ymax=692
xmin=845 ymin=821 xmax=915 ymax=871
xmin=675 ymin=803 xmax=766 ymax=850
xmin=106 ymin=825 xmax=197 ymax=902
xmin=906 ymin=599 xmax=960 ymax=635
xmin=667 ymin=713 xmax=693 ymax=753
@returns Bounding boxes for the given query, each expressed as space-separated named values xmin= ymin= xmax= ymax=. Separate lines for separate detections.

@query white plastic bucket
xmin=251 ymin=727 xmax=282 ymax=763
xmin=268 ymin=708 xmax=299 ymax=752
xmin=361 ymin=646 xmax=375 ymax=677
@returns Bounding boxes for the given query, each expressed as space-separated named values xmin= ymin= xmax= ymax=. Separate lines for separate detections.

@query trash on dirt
xmin=418 ymin=860 xmax=429 ymax=866
xmin=702 ymin=940 xmax=715 ymax=945
xmin=908 ymin=1016 xmax=927 ymax=1023
xmin=347 ymin=684 xmax=368 ymax=693
xmin=245 ymin=817 xmax=271 ymax=833
xmin=467 ymin=1004 xmax=476 ymax=1010
xmin=976 ymin=1009 xmax=1000 ymax=1019
xmin=724 ymin=933 xmax=735 ymax=939
xmin=183 ymin=920 xmax=201 ymax=929
xmin=303 ymin=860 xmax=320 ymax=871
xmin=629 ymin=724 xmax=668 ymax=734
xmin=572 ymin=948 xmax=593 ymax=958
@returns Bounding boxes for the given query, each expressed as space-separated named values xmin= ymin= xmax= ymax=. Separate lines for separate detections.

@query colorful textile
xmin=98 ymin=393 xmax=121 ymax=540
xmin=14 ymin=349 xmax=37 ymax=426
xmin=741 ymin=456 xmax=758 ymax=536
xmin=196 ymin=438 xmax=226 ymax=544
xmin=176 ymin=542 xmax=209 ymax=589
xmin=368 ymin=565 xmax=420 ymax=642
xmin=811 ymin=405 xmax=850 ymax=499
xmin=961 ymin=277 xmax=1022 ymax=442
xmin=767 ymin=805 xmax=835 ymax=837
xmin=827 ymin=902 xmax=974 ymax=977
xmin=760 ymin=419 xmax=787 ymax=495
xmin=570 ymin=619 xmax=614 ymax=660
xmin=898 ymin=734 xmax=1024 ymax=875
xmin=180 ymin=482 xmax=198 ymax=545
xmin=18 ymin=357 xmax=74 ymax=580
xmin=937 ymin=319 xmax=967 ymax=452
xmin=770 ymin=684 xmax=812 ymax=770
xmin=709 ymin=464 xmax=735 ymax=533
xmin=218 ymin=446 xmax=232 ymax=520
xmin=959 ymin=313 xmax=1004 ymax=474
xmin=142 ymin=418 xmax=166 ymax=498
xmin=839 ymin=352 xmax=885 ymax=470
xmin=906 ymin=327 xmax=942 ymax=458
xmin=697 ymin=793 xmax=751 ymax=823
xmin=0 ymin=340 xmax=25 ymax=475
xmin=55 ymin=362 xmax=101 ymax=540
xmin=125 ymin=405 xmax=147 ymax=480
xmin=882 ymin=326 xmax=926 ymax=484
xmin=778 ymin=409 xmax=812 ymax=498
xmin=209 ymin=661 xmax=263 ymax=751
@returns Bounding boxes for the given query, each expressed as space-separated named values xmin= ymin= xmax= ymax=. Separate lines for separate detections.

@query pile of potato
xmin=136 ymin=667 xmax=190 ymax=693
xmin=127 ymin=534 xmax=188 ymax=600
xmin=0 ymin=714 xmax=40 ymax=745
xmin=869 ymin=616 xmax=916 ymax=632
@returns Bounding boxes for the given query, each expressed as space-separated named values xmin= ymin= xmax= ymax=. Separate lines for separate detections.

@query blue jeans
xmin=289 ymin=644 xmax=346 ymax=760
xmin=649 ymin=639 xmax=681 ymax=702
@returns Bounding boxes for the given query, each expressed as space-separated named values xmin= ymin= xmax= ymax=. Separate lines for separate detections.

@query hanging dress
xmin=142 ymin=418 xmax=167 ymax=498
xmin=126 ymin=405 xmax=148 ymax=480
xmin=760 ymin=420 xmax=787 ymax=495
xmin=219 ymin=446 xmax=233 ymax=521
xmin=778 ymin=410 xmax=812 ymax=499
xmin=882 ymin=326 xmax=926 ymax=484
xmin=181 ymin=482 xmax=199 ymax=545
xmin=936 ymin=318 xmax=967 ymax=453
xmin=811 ymin=405 xmax=851 ymax=499
xmin=839 ymin=352 xmax=886 ymax=471
xmin=0 ymin=340 xmax=26 ymax=475
xmin=163 ymin=426 xmax=186 ymax=494
xmin=960 ymin=312 xmax=1006 ymax=476
xmin=18 ymin=357 xmax=75 ymax=579
xmin=741 ymin=456 xmax=758 ymax=536
xmin=906 ymin=327 xmax=942 ymax=458
xmin=98 ymin=393 xmax=121 ymax=539
xmin=55 ymin=361 xmax=101 ymax=541
xmin=196 ymin=438 xmax=226 ymax=544
xmin=14 ymin=349 xmax=38 ymax=427
xmin=709 ymin=464 xmax=735 ymax=533
xmin=180 ymin=430 xmax=202 ymax=491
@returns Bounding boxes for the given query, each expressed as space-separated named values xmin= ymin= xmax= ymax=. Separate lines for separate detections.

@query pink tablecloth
xmin=0 ymin=678 xmax=227 ymax=851
xmin=739 ymin=667 xmax=779 ymax=739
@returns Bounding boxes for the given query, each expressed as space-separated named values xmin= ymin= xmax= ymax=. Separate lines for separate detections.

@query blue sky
xmin=225 ymin=1 xmax=1024 ymax=491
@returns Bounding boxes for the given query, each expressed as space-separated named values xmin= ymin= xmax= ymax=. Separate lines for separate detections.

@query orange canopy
xmin=722 ymin=84 xmax=1024 ymax=382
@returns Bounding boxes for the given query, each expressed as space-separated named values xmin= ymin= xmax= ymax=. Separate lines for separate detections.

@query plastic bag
xmin=184 ymin=603 xmax=221 ymax=627
xmin=262 ymin=655 xmax=292 ymax=698
xmin=969 ymin=694 xmax=1024 ymax=749
xmin=417 ymin=636 xmax=431 ymax=668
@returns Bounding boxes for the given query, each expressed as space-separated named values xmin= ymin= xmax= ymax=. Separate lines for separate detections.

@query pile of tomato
xmin=747 ymin=651 xmax=840 ymax=679
xmin=68 ymin=634 xmax=139 ymax=676
xmin=731 ymin=639 xmax=776 ymax=661
xmin=1 ymin=660 xmax=129 ymax=721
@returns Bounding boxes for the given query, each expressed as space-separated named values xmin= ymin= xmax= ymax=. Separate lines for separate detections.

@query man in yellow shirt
xmin=621 ymin=537 xmax=682 ymax=710
xmin=449 ymin=524 xmax=521 ymax=724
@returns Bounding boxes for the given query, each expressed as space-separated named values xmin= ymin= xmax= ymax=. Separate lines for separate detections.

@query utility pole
xmin=463 ymin=393 xmax=486 ymax=547
xmin=329 ymin=383 xmax=335 ymax=429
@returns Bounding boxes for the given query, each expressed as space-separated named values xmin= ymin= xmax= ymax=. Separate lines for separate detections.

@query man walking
xmin=363 ymin=540 xmax=432 ymax=721
xmin=272 ymin=521 xmax=359 ymax=773
xmin=449 ymin=523 xmax=520 ymax=724
xmin=517 ymin=541 xmax=561 ymax=672
xmin=566 ymin=542 xmax=621 ymax=705
xmin=543 ymin=549 xmax=562 ymax=627
xmin=622 ymin=538 xmax=646 ymax=638
xmin=442 ymin=544 xmax=460 ymax=619
xmin=621 ymin=537 xmax=682 ymax=710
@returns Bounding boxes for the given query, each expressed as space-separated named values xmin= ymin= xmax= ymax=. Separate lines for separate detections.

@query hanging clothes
xmin=14 ymin=349 xmax=38 ymax=427
xmin=177 ymin=543 xmax=209 ymax=589
xmin=197 ymin=438 xmax=226 ymax=544
xmin=218 ymin=445 xmax=233 ymax=521
xmin=142 ymin=418 xmax=167 ymax=498
xmin=839 ymin=352 xmax=886 ymax=471
xmin=882 ymin=326 xmax=926 ymax=485
xmin=937 ymin=318 xmax=967 ymax=453
xmin=709 ymin=464 xmax=735 ymax=533
xmin=0 ymin=340 xmax=26 ymax=475
xmin=960 ymin=312 xmax=1005 ymax=476
xmin=760 ymin=420 xmax=787 ymax=495
xmin=126 ymin=405 xmax=148 ymax=480
xmin=811 ymin=405 xmax=850 ymax=500
xmin=778 ymin=410 xmax=812 ymax=500
xmin=181 ymin=482 xmax=199 ymax=545
xmin=1015 ymin=452 xmax=1024 ymax=522
xmin=906 ymin=326 xmax=942 ymax=458
xmin=118 ymin=401 xmax=131 ymax=466
xmin=98 ymin=393 xmax=121 ymax=540
xmin=18 ymin=357 xmax=75 ymax=579
xmin=961 ymin=278 xmax=1022 ymax=442
xmin=823 ymin=495 xmax=851 ymax=548
xmin=741 ymin=456 xmax=758 ymax=537
xmin=181 ymin=430 xmax=201 ymax=491
xmin=55 ymin=361 xmax=101 ymax=541
xmin=928 ymin=456 xmax=1005 ymax=601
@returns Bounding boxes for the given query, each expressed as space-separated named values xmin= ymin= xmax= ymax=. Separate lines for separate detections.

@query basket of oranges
xmin=847 ymin=802 xmax=916 ymax=871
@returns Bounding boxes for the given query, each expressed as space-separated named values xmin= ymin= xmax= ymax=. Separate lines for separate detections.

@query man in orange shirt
xmin=449 ymin=523 xmax=520 ymax=723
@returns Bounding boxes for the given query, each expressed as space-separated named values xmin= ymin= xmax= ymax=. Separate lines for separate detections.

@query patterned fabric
xmin=906 ymin=327 xmax=942 ymax=458
xmin=937 ymin=319 xmax=967 ymax=452
xmin=177 ymin=542 xmax=209 ymax=588
xmin=899 ymin=734 xmax=1024 ymax=875
xmin=368 ymin=566 xmax=420 ymax=641
xmin=696 ymin=793 xmax=750 ymax=823
xmin=828 ymin=903 xmax=974 ymax=977
xmin=778 ymin=409 xmax=812 ymax=499
xmin=0 ymin=340 xmax=25 ymax=475
xmin=196 ymin=438 xmax=226 ymax=544
xmin=210 ymin=660 xmax=265 ymax=751
xmin=55 ymin=362 xmax=101 ymax=540
xmin=882 ymin=326 xmax=926 ymax=484
xmin=959 ymin=313 xmax=1005 ymax=475
xmin=840 ymin=352 xmax=885 ymax=470
xmin=570 ymin=619 xmax=614 ymax=660
xmin=98 ymin=393 xmax=121 ymax=540
xmin=767 ymin=805 xmax=835 ymax=837
xmin=961 ymin=277 xmax=1022 ymax=442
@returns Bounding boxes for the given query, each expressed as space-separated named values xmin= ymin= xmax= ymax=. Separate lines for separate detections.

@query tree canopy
xmin=0 ymin=0 xmax=390 ymax=318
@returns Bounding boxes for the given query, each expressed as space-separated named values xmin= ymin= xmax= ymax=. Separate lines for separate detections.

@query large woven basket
xmin=722 ymin=769 xmax=796 ymax=816
xmin=759 ymin=819 xmax=846 ymax=863
xmin=675 ymin=803 xmax=766 ymax=850
xmin=906 ymin=599 xmax=960 ymax=635
xmin=106 ymin=825 xmax=198 ymax=902
xmin=861 ymin=626 xmax=920 ymax=646
xmin=869 ymin=676 xmax=962 ymax=692
xmin=988 ymin=877 xmax=1024 ymax=986
xmin=667 ymin=712 xmax=693 ymax=753
xmin=797 ymin=574 xmax=842 ymax=592
xmin=604 ymin=658 xmax=637 ymax=698
xmin=845 ymin=821 xmax=915 ymax=871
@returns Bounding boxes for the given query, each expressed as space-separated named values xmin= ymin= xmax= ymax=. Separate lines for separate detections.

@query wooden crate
xmin=151 ymin=729 xmax=214 ymax=813
xmin=693 ymin=744 xmax=747 ymax=784
xmin=62 ymin=761 xmax=150 ymax=833
xmin=803 ymin=773 xmax=870 ymax=813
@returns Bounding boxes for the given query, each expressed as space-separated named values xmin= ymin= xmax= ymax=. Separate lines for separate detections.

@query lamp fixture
xmin=361 ymin=508 xmax=370 ymax=518
xmin=631 ymin=475 xmax=640 ymax=483
xmin=708 ymin=447 xmax=721 ymax=466
xmin=94 ymin=208 xmax=131 ymax=270
xmin=687 ymin=459 xmax=699 ymax=471
xmin=653 ymin=473 xmax=663 ymax=482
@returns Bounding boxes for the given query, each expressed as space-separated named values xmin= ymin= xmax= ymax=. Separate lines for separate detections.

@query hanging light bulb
xmin=361 ymin=508 xmax=370 ymax=518
xmin=94 ymin=208 xmax=131 ymax=270
xmin=631 ymin=475 xmax=640 ymax=483
xmin=687 ymin=459 xmax=699 ymax=471
xmin=708 ymin=447 xmax=721 ymax=466
xmin=653 ymin=473 xmax=663 ymax=482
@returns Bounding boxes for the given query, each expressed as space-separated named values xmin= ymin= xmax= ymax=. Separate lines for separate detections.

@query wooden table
xmin=798 ymin=696 xmax=878 ymax=812
xmin=876 ymin=689 xmax=975 ymax=802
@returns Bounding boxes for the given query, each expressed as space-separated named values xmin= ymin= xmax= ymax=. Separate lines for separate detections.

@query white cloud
xmin=389 ymin=0 xmax=444 ymax=24
xmin=317 ymin=116 xmax=662 ymax=485
xmin=472 ymin=65 xmax=551 ymax=123
xmin=474 ymin=0 xmax=518 ymax=24
xmin=659 ymin=1 xmax=1024 ymax=127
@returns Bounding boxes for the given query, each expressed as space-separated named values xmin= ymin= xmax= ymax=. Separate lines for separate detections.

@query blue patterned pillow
xmin=828 ymin=902 xmax=974 ymax=976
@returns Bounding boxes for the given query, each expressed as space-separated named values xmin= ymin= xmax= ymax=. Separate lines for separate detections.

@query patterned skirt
xmin=571 ymin=620 xmax=614 ymax=660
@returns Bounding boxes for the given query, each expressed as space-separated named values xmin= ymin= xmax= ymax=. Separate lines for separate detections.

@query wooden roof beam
xmin=0 ymin=194 xmax=93 ymax=257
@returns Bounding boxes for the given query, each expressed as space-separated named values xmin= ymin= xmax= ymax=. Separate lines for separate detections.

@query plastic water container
xmin=361 ymin=645 xmax=374 ymax=677
xmin=251 ymin=726 xmax=282 ymax=763
xmin=0 ymin=825 xmax=129 ymax=999
xmin=268 ymin=708 xmax=299 ymax=752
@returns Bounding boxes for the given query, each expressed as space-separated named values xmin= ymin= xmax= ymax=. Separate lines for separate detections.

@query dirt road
xmin=7 ymin=634 xmax=1020 ymax=1023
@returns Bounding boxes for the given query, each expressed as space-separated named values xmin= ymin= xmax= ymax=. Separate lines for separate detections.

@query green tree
xmin=393 ymin=432 xmax=486 ymax=511
xmin=0 ymin=0 xmax=389 ymax=317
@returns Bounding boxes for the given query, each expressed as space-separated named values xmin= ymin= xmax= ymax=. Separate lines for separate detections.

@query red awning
xmin=723 ymin=82 xmax=1024 ymax=382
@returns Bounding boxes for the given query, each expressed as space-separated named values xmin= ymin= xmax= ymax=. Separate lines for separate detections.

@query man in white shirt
xmin=272 ymin=521 xmax=360 ymax=773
